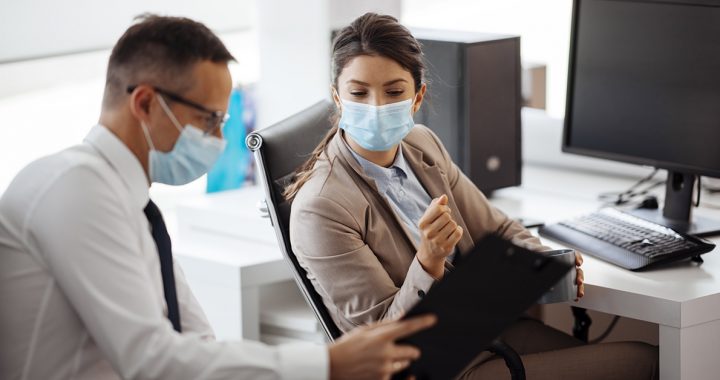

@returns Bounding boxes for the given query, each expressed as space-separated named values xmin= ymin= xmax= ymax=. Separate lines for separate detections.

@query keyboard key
xmin=539 ymin=208 xmax=715 ymax=270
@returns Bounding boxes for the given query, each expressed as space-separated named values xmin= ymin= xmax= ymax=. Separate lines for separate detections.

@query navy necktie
xmin=144 ymin=199 xmax=182 ymax=332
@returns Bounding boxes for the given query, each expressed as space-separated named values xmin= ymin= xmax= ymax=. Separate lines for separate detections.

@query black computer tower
xmin=413 ymin=30 xmax=522 ymax=194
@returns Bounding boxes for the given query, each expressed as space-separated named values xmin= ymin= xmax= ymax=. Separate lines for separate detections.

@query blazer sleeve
xmin=421 ymin=127 xmax=551 ymax=252
xmin=291 ymin=195 xmax=435 ymax=330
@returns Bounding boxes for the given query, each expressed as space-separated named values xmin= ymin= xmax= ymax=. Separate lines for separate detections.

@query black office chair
xmin=246 ymin=100 xmax=343 ymax=340
xmin=247 ymin=100 xmax=525 ymax=379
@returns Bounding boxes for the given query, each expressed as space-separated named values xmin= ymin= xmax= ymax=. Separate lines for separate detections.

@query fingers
xmin=437 ymin=194 xmax=448 ymax=205
xmin=437 ymin=227 xmax=463 ymax=255
xmin=381 ymin=359 xmax=411 ymax=380
xmin=382 ymin=342 xmax=424 ymax=377
xmin=380 ymin=345 xmax=420 ymax=379
xmin=448 ymin=226 xmax=463 ymax=246
xmin=425 ymin=212 xmax=453 ymax=239
xmin=418 ymin=195 xmax=450 ymax=229
xmin=419 ymin=205 xmax=451 ymax=230
xmin=389 ymin=360 xmax=410 ymax=374
xmin=376 ymin=314 xmax=437 ymax=341
xmin=574 ymin=252 xmax=585 ymax=300
xmin=390 ymin=345 xmax=421 ymax=361
xmin=417 ymin=195 xmax=463 ymax=259
xmin=421 ymin=199 xmax=457 ymax=239
xmin=576 ymin=268 xmax=585 ymax=299
xmin=434 ymin=216 xmax=457 ymax=239
xmin=425 ymin=217 xmax=462 ymax=256
xmin=391 ymin=359 xmax=411 ymax=372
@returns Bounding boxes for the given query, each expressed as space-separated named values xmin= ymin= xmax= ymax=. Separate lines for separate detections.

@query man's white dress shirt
xmin=0 ymin=125 xmax=328 ymax=379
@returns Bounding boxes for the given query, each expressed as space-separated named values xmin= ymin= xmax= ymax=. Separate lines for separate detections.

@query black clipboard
xmin=394 ymin=234 xmax=573 ymax=380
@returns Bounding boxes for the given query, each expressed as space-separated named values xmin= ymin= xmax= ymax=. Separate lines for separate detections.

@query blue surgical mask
xmin=140 ymin=95 xmax=227 ymax=185
xmin=338 ymin=98 xmax=416 ymax=151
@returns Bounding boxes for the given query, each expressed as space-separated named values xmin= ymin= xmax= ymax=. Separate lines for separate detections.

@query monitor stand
xmin=629 ymin=171 xmax=720 ymax=237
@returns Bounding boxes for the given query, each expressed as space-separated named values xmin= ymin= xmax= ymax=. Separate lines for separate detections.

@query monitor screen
xmin=564 ymin=0 xmax=720 ymax=178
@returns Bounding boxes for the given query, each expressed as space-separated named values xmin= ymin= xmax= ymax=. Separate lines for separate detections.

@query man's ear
xmin=412 ymin=83 xmax=427 ymax=114
xmin=128 ymin=85 xmax=155 ymax=125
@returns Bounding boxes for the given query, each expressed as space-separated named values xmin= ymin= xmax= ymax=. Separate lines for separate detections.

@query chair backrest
xmin=246 ymin=100 xmax=343 ymax=341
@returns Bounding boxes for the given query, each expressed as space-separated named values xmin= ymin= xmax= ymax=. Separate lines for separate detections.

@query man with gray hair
xmin=0 ymin=15 xmax=433 ymax=380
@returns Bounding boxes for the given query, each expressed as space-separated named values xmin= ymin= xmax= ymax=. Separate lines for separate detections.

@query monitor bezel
xmin=562 ymin=0 xmax=720 ymax=179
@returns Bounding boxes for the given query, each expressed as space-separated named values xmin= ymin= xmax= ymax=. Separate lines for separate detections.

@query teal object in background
xmin=206 ymin=88 xmax=250 ymax=193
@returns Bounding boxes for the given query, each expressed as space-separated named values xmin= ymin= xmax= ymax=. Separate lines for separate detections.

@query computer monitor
xmin=564 ymin=0 xmax=720 ymax=236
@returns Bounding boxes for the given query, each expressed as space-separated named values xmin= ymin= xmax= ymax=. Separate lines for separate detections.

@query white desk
xmin=172 ymin=186 xmax=295 ymax=341
xmin=493 ymin=165 xmax=720 ymax=380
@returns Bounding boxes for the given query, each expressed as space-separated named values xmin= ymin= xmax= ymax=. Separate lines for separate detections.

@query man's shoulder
xmin=2 ymin=144 xmax=113 ymax=206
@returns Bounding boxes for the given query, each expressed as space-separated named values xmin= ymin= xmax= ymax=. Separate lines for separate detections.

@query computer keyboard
xmin=539 ymin=208 xmax=715 ymax=270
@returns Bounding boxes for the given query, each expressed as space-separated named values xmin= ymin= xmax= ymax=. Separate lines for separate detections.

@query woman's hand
xmin=416 ymin=194 xmax=463 ymax=279
xmin=575 ymin=251 xmax=585 ymax=301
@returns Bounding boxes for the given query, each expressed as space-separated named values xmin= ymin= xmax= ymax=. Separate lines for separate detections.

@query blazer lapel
xmin=328 ymin=132 xmax=421 ymax=253
xmin=401 ymin=142 xmax=475 ymax=257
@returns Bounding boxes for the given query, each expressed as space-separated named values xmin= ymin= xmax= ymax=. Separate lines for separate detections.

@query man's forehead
xmin=185 ymin=61 xmax=232 ymax=103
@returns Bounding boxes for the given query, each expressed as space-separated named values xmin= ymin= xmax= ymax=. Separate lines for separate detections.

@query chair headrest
xmin=247 ymin=100 xmax=335 ymax=182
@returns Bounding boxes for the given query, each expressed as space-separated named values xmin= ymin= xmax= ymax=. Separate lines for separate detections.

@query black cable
xmin=629 ymin=180 xmax=665 ymax=200
xmin=628 ymin=169 xmax=659 ymax=190
xmin=696 ymin=177 xmax=720 ymax=208
xmin=571 ymin=306 xmax=592 ymax=342
xmin=598 ymin=169 xmax=660 ymax=206
xmin=600 ymin=179 xmax=664 ymax=207
xmin=700 ymin=175 xmax=720 ymax=192
xmin=588 ymin=315 xmax=621 ymax=344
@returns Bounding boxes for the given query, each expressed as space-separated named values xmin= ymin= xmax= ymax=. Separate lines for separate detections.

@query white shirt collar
xmin=84 ymin=124 xmax=149 ymax=208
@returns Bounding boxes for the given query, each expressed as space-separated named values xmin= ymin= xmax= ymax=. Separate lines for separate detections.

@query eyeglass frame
xmin=126 ymin=85 xmax=230 ymax=136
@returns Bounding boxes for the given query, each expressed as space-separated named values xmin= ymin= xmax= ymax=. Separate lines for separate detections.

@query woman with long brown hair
xmin=289 ymin=12 xmax=658 ymax=379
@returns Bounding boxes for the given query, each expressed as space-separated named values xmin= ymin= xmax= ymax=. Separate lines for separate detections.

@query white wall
xmin=255 ymin=0 xmax=402 ymax=129
xmin=0 ymin=1 xmax=255 ymax=98
xmin=4 ymin=3 xmax=630 ymax=170
xmin=329 ymin=0 xmax=402 ymax=29
xmin=2 ymin=0 xmax=636 ymax=198
xmin=0 ymin=30 xmax=259 ymax=197
xmin=255 ymin=0 xmax=331 ymax=130
xmin=0 ymin=0 xmax=255 ymax=63
xmin=402 ymin=0 xmax=573 ymax=119
xmin=0 ymin=0 xmax=408 ymax=195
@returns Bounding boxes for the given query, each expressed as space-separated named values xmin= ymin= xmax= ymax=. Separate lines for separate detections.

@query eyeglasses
xmin=127 ymin=85 xmax=230 ymax=135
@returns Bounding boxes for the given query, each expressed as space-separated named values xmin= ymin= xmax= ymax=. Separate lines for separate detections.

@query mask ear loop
xmin=411 ymin=92 xmax=421 ymax=114
xmin=156 ymin=94 xmax=185 ymax=133
xmin=332 ymin=88 xmax=343 ymax=113
xmin=139 ymin=121 xmax=156 ymax=151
